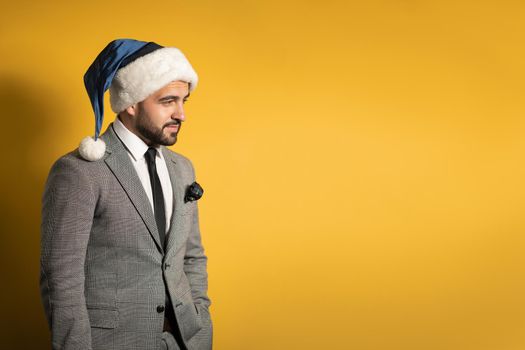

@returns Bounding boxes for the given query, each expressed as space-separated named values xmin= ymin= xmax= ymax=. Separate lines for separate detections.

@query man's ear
xmin=125 ymin=104 xmax=138 ymax=117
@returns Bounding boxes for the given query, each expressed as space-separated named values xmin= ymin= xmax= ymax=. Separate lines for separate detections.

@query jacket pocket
xmin=179 ymin=200 xmax=197 ymax=216
xmin=176 ymin=293 xmax=203 ymax=341
xmin=87 ymin=306 xmax=119 ymax=329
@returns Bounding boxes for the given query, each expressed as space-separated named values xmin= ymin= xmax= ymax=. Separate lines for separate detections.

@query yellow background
xmin=1 ymin=1 xmax=524 ymax=349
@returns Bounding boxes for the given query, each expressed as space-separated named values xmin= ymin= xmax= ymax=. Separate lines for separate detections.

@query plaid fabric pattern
xmin=40 ymin=125 xmax=212 ymax=349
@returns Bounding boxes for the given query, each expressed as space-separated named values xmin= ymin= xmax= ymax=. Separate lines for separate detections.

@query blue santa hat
xmin=80 ymin=38 xmax=198 ymax=161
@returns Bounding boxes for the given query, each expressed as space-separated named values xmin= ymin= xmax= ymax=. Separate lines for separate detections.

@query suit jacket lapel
xmin=101 ymin=124 xmax=164 ymax=253
xmin=162 ymin=147 xmax=186 ymax=257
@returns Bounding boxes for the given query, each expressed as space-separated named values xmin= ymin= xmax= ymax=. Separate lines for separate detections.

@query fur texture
xmin=109 ymin=47 xmax=198 ymax=113
xmin=79 ymin=136 xmax=106 ymax=161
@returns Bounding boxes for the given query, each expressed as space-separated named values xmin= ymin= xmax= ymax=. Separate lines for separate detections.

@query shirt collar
xmin=113 ymin=117 xmax=164 ymax=162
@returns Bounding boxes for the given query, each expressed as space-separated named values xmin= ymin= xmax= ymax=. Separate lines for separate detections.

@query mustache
xmin=163 ymin=120 xmax=182 ymax=128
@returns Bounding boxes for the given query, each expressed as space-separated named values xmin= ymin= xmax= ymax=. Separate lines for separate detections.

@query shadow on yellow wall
xmin=0 ymin=76 xmax=58 ymax=347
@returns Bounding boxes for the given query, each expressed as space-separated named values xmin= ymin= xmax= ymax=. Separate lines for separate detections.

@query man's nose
xmin=172 ymin=105 xmax=185 ymax=121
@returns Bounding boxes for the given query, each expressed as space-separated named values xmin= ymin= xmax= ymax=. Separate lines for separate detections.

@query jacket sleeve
xmin=40 ymin=156 xmax=96 ymax=350
xmin=183 ymin=160 xmax=211 ymax=310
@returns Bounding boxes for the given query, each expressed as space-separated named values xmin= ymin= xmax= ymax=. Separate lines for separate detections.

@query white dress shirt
xmin=113 ymin=118 xmax=173 ymax=233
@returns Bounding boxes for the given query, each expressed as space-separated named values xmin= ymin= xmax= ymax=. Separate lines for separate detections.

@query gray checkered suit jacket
xmin=40 ymin=124 xmax=212 ymax=349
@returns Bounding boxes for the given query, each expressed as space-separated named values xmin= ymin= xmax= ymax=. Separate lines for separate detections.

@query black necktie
xmin=145 ymin=147 xmax=166 ymax=248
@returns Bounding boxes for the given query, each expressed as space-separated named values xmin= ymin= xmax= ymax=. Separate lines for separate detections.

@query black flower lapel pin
xmin=185 ymin=181 xmax=204 ymax=203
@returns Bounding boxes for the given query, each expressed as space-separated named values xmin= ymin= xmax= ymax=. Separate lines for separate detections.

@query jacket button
xmin=164 ymin=263 xmax=170 ymax=269
xmin=156 ymin=305 xmax=165 ymax=313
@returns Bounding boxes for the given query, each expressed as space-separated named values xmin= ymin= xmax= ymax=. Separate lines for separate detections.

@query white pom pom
xmin=79 ymin=136 xmax=106 ymax=161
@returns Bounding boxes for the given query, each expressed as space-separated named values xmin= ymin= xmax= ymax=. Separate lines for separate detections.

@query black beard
xmin=136 ymin=116 xmax=181 ymax=147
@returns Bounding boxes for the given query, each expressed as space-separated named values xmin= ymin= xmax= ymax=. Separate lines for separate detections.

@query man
xmin=40 ymin=39 xmax=212 ymax=350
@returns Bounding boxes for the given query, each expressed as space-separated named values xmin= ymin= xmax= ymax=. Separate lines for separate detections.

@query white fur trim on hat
xmin=79 ymin=136 xmax=106 ymax=161
xmin=109 ymin=47 xmax=198 ymax=113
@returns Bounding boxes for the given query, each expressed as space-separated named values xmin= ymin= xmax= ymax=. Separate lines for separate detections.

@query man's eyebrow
xmin=158 ymin=93 xmax=191 ymax=102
